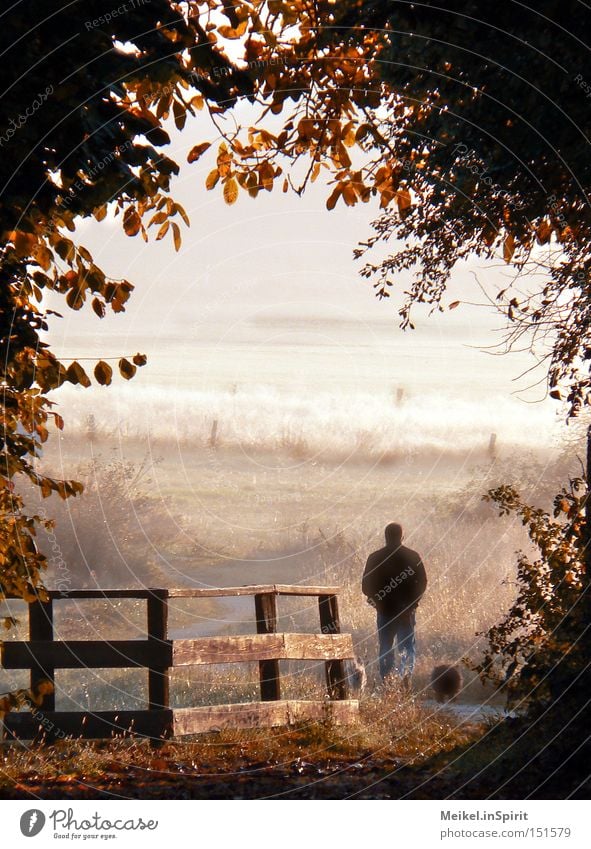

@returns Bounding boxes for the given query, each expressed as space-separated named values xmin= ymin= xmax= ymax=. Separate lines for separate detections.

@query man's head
xmin=384 ymin=522 xmax=403 ymax=548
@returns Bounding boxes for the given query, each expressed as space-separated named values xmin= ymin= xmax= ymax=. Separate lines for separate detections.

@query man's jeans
xmin=377 ymin=608 xmax=417 ymax=679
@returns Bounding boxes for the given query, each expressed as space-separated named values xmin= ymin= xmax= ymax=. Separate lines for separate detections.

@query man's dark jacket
xmin=362 ymin=544 xmax=427 ymax=616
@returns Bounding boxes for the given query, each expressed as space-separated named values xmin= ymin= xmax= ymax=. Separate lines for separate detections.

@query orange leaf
xmin=503 ymin=233 xmax=515 ymax=263
xmin=123 ymin=209 xmax=142 ymax=237
xmin=172 ymin=222 xmax=181 ymax=252
xmin=326 ymin=185 xmax=342 ymax=211
xmin=223 ymin=177 xmax=239 ymax=205
xmin=187 ymin=141 xmax=211 ymax=163
xmin=396 ymin=189 xmax=412 ymax=217
xmin=206 ymin=169 xmax=220 ymax=190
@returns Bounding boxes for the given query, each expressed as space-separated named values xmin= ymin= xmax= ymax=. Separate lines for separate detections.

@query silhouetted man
xmin=362 ymin=523 xmax=427 ymax=686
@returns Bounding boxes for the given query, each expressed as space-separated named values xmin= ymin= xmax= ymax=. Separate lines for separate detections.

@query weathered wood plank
xmin=2 ymin=633 xmax=354 ymax=671
xmin=29 ymin=599 xmax=55 ymax=711
xmin=319 ymin=594 xmax=349 ymax=700
xmin=3 ymin=585 xmax=342 ymax=602
xmin=2 ymin=710 xmax=173 ymax=741
xmin=3 ymin=701 xmax=359 ymax=741
xmin=172 ymin=634 xmax=285 ymax=666
xmin=283 ymin=633 xmax=354 ymax=661
xmin=171 ymin=633 xmax=354 ymax=666
xmin=172 ymin=700 xmax=359 ymax=735
xmin=167 ymin=585 xmax=275 ymax=598
xmin=1 ymin=640 xmax=171 ymax=670
xmin=147 ymin=590 xmax=169 ymax=710
xmin=44 ymin=589 xmax=167 ymax=600
xmin=167 ymin=584 xmax=341 ymax=599
xmin=255 ymin=592 xmax=281 ymax=701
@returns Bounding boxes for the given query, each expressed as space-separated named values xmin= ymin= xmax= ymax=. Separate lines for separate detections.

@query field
xmin=1 ymin=425 xmax=578 ymax=798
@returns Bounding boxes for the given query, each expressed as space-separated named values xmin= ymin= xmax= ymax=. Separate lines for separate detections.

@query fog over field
xmin=9 ymin=111 xmax=575 ymax=709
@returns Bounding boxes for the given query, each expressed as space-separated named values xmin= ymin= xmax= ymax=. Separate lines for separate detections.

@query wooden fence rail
xmin=1 ymin=585 xmax=358 ymax=741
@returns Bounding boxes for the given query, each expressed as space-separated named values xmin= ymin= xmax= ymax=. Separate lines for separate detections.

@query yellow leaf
xmin=172 ymin=222 xmax=181 ymax=252
xmin=156 ymin=221 xmax=170 ymax=241
xmin=223 ymin=177 xmax=239 ymax=205
xmin=206 ymin=168 xmax=220 ymax=190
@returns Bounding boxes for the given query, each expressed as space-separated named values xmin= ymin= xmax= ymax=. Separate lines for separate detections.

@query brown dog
xmin=431 ymin=664 xmax=462 ymax=702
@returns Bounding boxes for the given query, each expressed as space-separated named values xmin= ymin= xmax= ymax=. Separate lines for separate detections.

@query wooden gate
xmin=1 ymin=585 xmax=358 ymax=741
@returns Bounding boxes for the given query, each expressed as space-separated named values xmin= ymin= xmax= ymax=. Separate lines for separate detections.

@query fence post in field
xmin=29 ymin=597 xmax=55 ymax=711
xmin=318 ymin=594 xmax=348 ymax=699
xmin=255 ymin=591 xmax=281 ymax=700
xmin=488 ymin=432 xmax=497 ymax=459
xmin=147 ymin=590 xmax=169 ymax=711
xmin=208 ymin=419 xmax=219 ymax=450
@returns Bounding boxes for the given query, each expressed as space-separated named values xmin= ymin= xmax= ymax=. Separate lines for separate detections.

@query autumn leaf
xmin=326 ymin=185 xmax=342 ymax=210
xmin=156 ymin=221 xmax=170 ymax=241
xmin=396 ymin=189 xmax=412 ymax=218
xmin=94 ymin=361 xmax=113 ymax=386
xmin=223 ymin=177 xmax=239 ymax=205
xmin=172 ymin=222 xmax=182 ymax=252
xmin=123 ymin=208 xmax=142 ymax=237
xmin=206 ymin=168 xmax=220 ymax=190
xmin=449 ymin=301 xmax=461 ymax=310
xmin=118 ymin=358 xmax=137 ymax=380
xmin=10 ymin=230 xmax=37 ymax=257
xmin=92 ymin=297 xmax=106 ymax=318
xmin=34 ymin=244 xmax=53 ymax=271
xmin=66 ymin=285 xmax=85 ymax=310
xmin=187 ymin=141 xmax=211 ymax=163
xmin=536 ymin=220 xmax=552 ymax=245
xmin=503 ymin=233 xmax=515 ymax=263
xmin=132 ymin=353 xmax=147 ymax=366
xmin=66 ymin=361 xmax=91 ymax=388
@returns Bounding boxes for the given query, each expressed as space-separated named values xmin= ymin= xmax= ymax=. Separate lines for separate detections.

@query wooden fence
xmin=0 ymin=585 xmax=358 ymax=741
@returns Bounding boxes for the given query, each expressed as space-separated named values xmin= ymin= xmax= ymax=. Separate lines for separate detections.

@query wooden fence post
xmin=147 ymin=590 xmax=169 ymax=711
xmin=29 ymin=597 xmax=55 ymax=710
xmin=255 ymin=592 xmax=281 ymax=700
xmin=318 ymin=594 xmax=348 ymax=700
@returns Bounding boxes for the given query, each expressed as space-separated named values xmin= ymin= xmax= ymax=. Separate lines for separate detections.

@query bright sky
xmin=46 ymin=106 xmax=562 ymax=443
